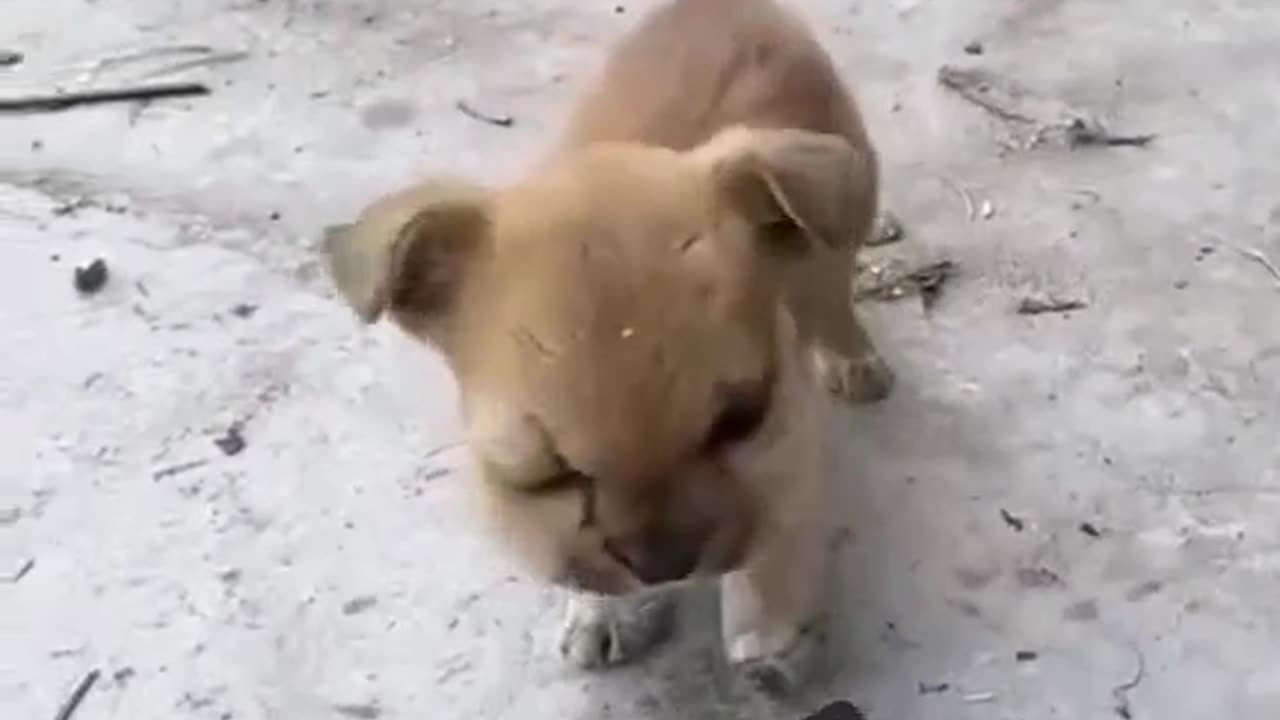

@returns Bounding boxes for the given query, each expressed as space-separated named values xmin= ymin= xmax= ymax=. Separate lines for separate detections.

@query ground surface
xmin=3 ymin=1 xmax=1280 ymax=719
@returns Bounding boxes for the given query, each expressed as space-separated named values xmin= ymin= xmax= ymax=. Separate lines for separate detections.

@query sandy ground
xmin=3 ymin=1 xmax=1280 ymax=718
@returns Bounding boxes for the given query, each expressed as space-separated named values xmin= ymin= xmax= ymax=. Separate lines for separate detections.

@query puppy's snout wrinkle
xmin=604 ymin=532 xmax=701 ymax=585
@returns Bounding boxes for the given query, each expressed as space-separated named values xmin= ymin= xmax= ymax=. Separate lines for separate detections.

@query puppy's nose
xmin=604 ymin=536 xmax=700 ymax=585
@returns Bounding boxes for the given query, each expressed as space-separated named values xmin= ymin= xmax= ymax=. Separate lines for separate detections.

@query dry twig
xmin=455 ymin=100 xmax=514 ymax=127
xmin=940 ymin=177 xmax=977 ymax=221
xmin=1111 ymin=643 xmax=1146 ymax=719
xmin=53 ymin=669 xmax=100 ymax=720
xmin=2 ymin=558 xmax=34 ymax=583
xmin=1017 ymin=294 xmax=1088 ymax=315
xmin=0 ymin=82 xmax=209 ymax=113
xmin=1232 ymin=246 xmax=1280 ymax=287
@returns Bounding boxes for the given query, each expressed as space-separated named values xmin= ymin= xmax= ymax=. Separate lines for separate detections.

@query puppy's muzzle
xmin=604 ymin=532 xmax=702 ymax=586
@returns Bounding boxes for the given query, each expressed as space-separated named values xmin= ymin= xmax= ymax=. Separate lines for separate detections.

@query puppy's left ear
xmin=694 ymin=127 xmax=876 ymax=254
xmin=323 ymin=179 xmax=490 ymax=343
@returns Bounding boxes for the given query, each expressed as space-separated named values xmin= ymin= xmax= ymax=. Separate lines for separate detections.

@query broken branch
xmin=0 ymin=82 xmax=209 ymax=113
xmin=53 ymin=669 xmax=100 ymax=720
xmin=455 ymin=100 xmax=514 ymax=128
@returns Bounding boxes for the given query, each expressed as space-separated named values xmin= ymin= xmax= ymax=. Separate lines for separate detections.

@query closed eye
xmin=523 ymin=466 xmax=588 ymax=495
xmin=521 ymin=455 xmax=597 ymax=529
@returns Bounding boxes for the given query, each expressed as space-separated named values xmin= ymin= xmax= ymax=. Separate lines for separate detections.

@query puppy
xmin=324 ymin=0 xmax=893 ymax=693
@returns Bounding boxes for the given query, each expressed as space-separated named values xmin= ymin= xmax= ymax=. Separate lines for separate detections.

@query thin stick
xmin=1111 ymin=643 xmax=1145 ymax=719
xmin=1235 ymin=246 xmax=1280 ymax=286
xmin=0 ymin=82 xmax=209 ymax=113
xmin=455 ymin=100 xmax=514 ymax=128
xmin=936 ymin=65 xmax=1036 ymax=124
xmin=53 ymin=669 xmax=100 ymax=720
xmin=139 ymin=51 xmax=250 ymax=80
xmin=2 ymin=558 xmax=34 ymax=583
xmin=940 ymin=177 xmax=977 ymax=221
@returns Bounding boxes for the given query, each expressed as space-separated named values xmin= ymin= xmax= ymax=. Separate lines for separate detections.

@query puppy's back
xmin=560 ymin=0 xmax=871 ymax=155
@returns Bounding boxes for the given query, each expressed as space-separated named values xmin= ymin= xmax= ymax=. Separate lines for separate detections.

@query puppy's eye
xmin=704 ymin=390 xmax=769 ymax=450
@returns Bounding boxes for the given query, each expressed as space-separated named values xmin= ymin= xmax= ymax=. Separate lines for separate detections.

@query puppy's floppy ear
xmin=324 ymin=180 xmax=489 ymax=333
xmin=695 ymin=126 xmax=875 ymax=254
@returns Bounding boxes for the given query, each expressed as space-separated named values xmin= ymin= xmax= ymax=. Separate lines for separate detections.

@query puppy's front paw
xmin=725 ymin=623 xmax=822 ymax=696
xmin=559 ymin=592 xmax=675 ymax=669
xmin=815 ymin=348 xmax=895 ymax=404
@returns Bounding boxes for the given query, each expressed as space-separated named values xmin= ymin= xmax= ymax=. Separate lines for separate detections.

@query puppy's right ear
xmin=324 ymin=180 xmax=490 ymax=337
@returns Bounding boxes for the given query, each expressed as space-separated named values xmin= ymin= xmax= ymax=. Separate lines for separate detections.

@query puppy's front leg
xmin=559 ymin=590 xmax=675 ymax=669
xmin=720 ymin=514 xmax=828 ymax=695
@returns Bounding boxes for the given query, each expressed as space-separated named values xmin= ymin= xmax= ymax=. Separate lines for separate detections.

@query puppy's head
xmin=325 ymin=127 xmax=870 ymax=594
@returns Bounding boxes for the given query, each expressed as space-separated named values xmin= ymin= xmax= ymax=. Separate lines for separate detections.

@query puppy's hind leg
xmin=559 ymin=590 xmax=676 ymax=669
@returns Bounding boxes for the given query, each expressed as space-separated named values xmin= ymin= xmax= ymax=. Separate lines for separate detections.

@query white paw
xmin=558 ymin=592 xmax=675 ymax=669
xmin=726 ymin=624 xmax=822 ymax=696
xmin=814 ymin=348 xmax=895 ymax=404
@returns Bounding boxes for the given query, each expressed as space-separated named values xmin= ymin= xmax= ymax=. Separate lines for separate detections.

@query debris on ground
xmin=230 ymin=303 xmax=258 ymax=318
xmin=0 ymin=49 xmax=23 ymax=67
xmin=1112 ymin=643 xmax=1146 ymax=719
xmin=342 ymin=595 xmax=379 ymax=615
xmin=936 ymin=65 xmax=1156 ymax=152
xmin=1221 ymin=242 xmax=1280 ymax=288
xmin=802 ymin=700 xmax=866 ymax=720
xmin=936 ymin=64 xmax=1035 ymax=124
xmin=455 ymin=99 xmax=514 ymax=127
xmin=333 ymin=703 xmax=382 ymax=719
xmin=938 ymin=176 xmax=984 ymax=221
xmin=213 ymin=423 xmax=247 ymax=456
xmin=0 ymin=82 xmax=209 ymax=114
xmin=867 ymin=211 xmax=905 ymax=246
xmin=138 ymin=49 xmax=249 ymax=80
xmin=73 ymin=259 xmax=109 ymax=295
xmin=1016 ymin=566 xmax=1064 ymax=588
xmin=1079 ymin=522 xmax=1103 ymax=538
xmin=152 ymin=459 xmax=208 ymax=480
xmin=2 ymin=558 xmax=35 ymax=583
xmin=1015 ymin=650 xmax=1039 ymax=662
xmin=999 ymin=508 xmax=1026 ymax=532
xmin=963 ymin=41 xmax=984 ymax=56
xmin=1064 ymin=117 xmax=1156 ymax=148
xmin=53 ymin=669 xmax=100 ymax=720
xmin=1017 ymin=293 xmax=1088 ymax=315
xmin=979 ymin=198 xmax=996 ymax=219
xmin=854 ymin=259 xmax=957 ymax=310
xmin=917 ymin=681 xmax=951 ymax=695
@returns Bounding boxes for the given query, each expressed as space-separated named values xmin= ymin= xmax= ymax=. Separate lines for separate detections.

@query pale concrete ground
xmin=2 ymin=0 xmax=1279 ymax=718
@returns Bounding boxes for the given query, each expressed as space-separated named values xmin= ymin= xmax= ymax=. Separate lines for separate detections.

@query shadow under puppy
xmin=324 ymin=0 xmax=894 ymax=694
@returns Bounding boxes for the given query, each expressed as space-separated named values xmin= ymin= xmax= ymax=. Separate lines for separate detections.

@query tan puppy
xmin=324 ymin=0 xmax=893 ymax=693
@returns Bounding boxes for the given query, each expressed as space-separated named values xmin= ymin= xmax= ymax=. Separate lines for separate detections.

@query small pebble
xmin=73 ymin=258 xmax=109 ymax=295
xmin=963 ymin=41 xmax=984 ymax=56
xmin=1015 ymin=650 xmax=1039 ymax=662
xmin=213 ymin=425 xmax=246 ymax=456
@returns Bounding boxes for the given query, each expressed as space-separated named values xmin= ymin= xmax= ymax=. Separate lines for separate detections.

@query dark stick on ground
xmin=3 ymin=558 xmax=34 ymax=583
xmin=1017 ymin=295 xmax=1087 ymax=315
xmin=455 ymin=100 xmax=514 ymax=127
xmin=53 ymin=669 xmax=100 ymax=720
xmin=1066 ymin=118 xmax=1156 ymax=148
xmin=0 ymin=82 xmax=209 ymax=113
